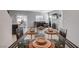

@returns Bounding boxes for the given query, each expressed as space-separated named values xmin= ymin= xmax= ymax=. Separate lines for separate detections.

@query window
xmin=36 ymin=15 xmax=43 ymax=21
xmin=16 ymin=15 xmax=27 ymax=25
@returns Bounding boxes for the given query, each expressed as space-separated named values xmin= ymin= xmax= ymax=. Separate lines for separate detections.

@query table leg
xmin=51 ymin=34 xmax=52 ymax=39
xmin=31 ymin=35 xmax=32 ymax=39
xmin=48 ymin=34 xmax=49 ymax=39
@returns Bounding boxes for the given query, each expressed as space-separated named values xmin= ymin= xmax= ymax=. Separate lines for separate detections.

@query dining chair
xmin=59 ymin=28 xmax=67 ymax=38
xmin=16 ymin=27 xmax=23 ymax=40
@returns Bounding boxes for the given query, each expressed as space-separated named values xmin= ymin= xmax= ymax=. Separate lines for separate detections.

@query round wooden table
xmin=45 ymin=28 xmax=59 ymax=39
xmin=29 ymin=37 xmax=55 ymax=48
xmin=25 ymin=31 xmax=37 ymax=39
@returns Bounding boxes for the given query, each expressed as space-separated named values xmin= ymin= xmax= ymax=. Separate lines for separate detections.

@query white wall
xmin=63 ymin=10 xmax=79 ymax=47
xmin=0 ymin=10 xmax=13 ymax=48
xmin=8 ymin=11 xmax=17 ymax=24
xmin=9 ymin=10 xmax=49 ymax=27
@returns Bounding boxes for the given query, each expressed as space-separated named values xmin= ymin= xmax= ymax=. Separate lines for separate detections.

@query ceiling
xmin=8 ymin=10 xmax=53 ymax=14
xmin=31 ymin=10 xmax=53 ymax=13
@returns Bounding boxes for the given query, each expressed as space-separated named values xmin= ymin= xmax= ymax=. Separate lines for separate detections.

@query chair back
xmin=59 ymin=28 xmax=67 ymax=38
xmin=16 ymin=27 xmax=23 ymax=40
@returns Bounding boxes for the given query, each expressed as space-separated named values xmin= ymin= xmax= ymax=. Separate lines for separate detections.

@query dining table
xmin=18 ymin=27 xmax=65 ymax=48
